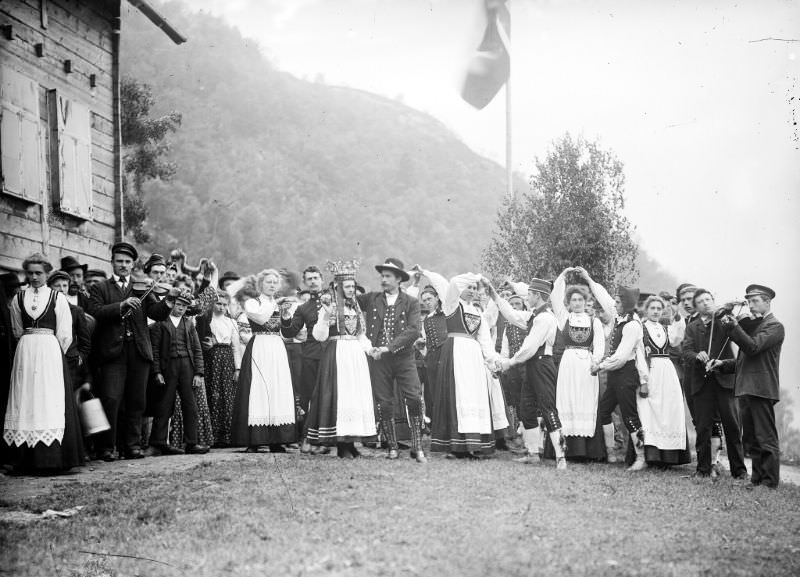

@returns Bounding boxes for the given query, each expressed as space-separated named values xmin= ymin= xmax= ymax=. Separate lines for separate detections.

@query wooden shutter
xmin=51 ymin=92 xmax=93 ymax=220
xmin=0 ymin=66 xmax=43 ymax=203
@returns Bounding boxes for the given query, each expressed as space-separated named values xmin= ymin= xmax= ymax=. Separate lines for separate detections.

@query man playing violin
xmin=87 ymin=242 xmax=179 ymax=461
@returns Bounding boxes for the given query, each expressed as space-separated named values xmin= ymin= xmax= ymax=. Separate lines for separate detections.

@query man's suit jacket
xmin=150 ymin=317 xmax=205 ymax=377
xmin=358 ymin=290 xmax=421 ymax=355
xmin=281 ymin=295 xmax=325 ymax=360
xmin=681 ymin=315 xmax=736 ymax=395
xmin=727 ymin=313 xmax=784 ymax=401
xmin=87 ymin=278 xmax=171 ymax=363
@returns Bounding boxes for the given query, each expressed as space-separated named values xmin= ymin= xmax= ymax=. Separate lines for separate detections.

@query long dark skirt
xmin=423 ymin=347 xmax=442 ymax=421
xmin=204 ymin=344 xmax=239 ymax=446
xmin=306 ymin=341 xmax=376 ymax=446
xmin=230 ymin=338 xmax=297 ymax=446
xmin=169 ymin=381 xmax=215 ymax=448
xmin=544 ymin=419 xmax=607 ymax=461
xmin=430 ymin=338 xmax=495 ymax=454
xmin=10 ymin=356 xmax=84 ymax=471
xmin=625 ymin=439 xmax=692 ymax=466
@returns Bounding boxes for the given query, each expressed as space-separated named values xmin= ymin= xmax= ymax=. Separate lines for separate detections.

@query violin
xmin=129 ymin=277 xmax=172 ymax=296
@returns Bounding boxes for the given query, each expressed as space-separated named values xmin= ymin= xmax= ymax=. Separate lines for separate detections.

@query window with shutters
xmin=49 ymin=91 xmax=93 ymax=220
xmin=0 ymin=66 xmax=43 ymax=203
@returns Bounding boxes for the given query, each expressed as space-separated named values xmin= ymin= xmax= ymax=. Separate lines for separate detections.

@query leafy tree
xmin=121 ymin=76 xmax=182 ymax=243
xmin=482 ymin=134 xmax=638 ymax=288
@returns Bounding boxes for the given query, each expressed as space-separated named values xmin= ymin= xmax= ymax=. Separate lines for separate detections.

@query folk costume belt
xmin=330 ymin=335 xmax=358 ymax=341
xmin=565 ymin=345 xmax=591 ymax=350
xmin=447 ymin=332 xmax=474 ymax=339
xmin=23 ymin=328 xmax=54 ymax=336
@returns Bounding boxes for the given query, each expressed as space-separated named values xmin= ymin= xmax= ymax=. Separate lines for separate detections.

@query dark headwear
xmin=60 ymin=255 xmax=87 ymax=273
xmin=375 ymin=258 xmax=410 ymax=282
xmin=744 ymin=284 xmax=775 ymax=300
xmin=111 ymin=241 xmax=138 ymax=261
xmin=219 ymin=271 xmax=240 ymax=289
xmin=617 ymin=285 xmax=640 ymax=312
xmin=174 ymin=289 xmax=193 ymax=305
xmin=47 ymin=270 xmax=71 ymax=287
xmin=420 ymin=285 xmax=439 ymax=298
xmin=143 ymin=253 xmax=167 ymax=273
xmin=675 ymin=283 xmax=697 ymax=299
xmin=692 ymin=287 xmax=712 ymax=305
xmin=85 ymin=269 xmax=107 ymax=279
xmin=0 ymin=272 xmax=25 ymax=291
xmin=528 ymin=278 xmax=552 ymax=296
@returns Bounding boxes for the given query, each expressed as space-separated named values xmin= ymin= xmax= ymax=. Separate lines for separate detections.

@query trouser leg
xmin=746 ymin=395 xmax=780 ymax=487
xmin=392 ymin=352 xmax=424 ymax=454
xmin=518 ymin=367 xmax=539 ymax=430
xmin=150 ymin=365 xmax=179 ymax=447
xmin=370 ymin=357 xmax=397 ymax=450
xmin=598 ymin=383 xmax=619 ymax=427
xmin=174 ymin=358 xmax=199 ymax=446
xmin=122 ymin=345 xmax=151 ymax=452
xmin=740 ymin=396 xmax=761 ymax=484
xmin=98 ymin=358 xmax=127 ymax=454
xmin=531 ymin=358 xmax=560 ymax=432
xmin=715 ymin=384 xmax=746 ymax=477
xmin=693 ymin=382 xmax=714 ymax=474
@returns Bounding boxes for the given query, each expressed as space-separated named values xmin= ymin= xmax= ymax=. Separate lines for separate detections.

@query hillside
xmin=122 ymin=1 xmax=678 ymax=292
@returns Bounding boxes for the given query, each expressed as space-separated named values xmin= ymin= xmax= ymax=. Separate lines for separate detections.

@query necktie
xmin=119 ymin=277 xmax=127 ymax=291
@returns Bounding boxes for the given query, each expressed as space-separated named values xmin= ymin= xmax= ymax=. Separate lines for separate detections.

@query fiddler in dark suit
xmin=719 ymin=284 xmax=785 ymax=489
xmin=358 ymin=258 xmax=427 ymax=463
xmin=86 ymin=242 xmax=174 ymax=461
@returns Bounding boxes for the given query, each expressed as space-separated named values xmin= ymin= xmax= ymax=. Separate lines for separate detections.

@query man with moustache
xmin=87 ymin=242 xmax=177 ymax=461
xmin=359 ymin=258 xmax=426 ymax=463
xmin=60 ymin=256 xmax=91 ymax=311
xmin=280 ymin=265 xmax=328 ymax=453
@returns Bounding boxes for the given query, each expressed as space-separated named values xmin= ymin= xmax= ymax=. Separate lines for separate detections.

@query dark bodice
xmin=249 ymin=310 xmax=282 ymax=335
xmin=563 ymin=314 xmax=594 ymax=350
xmin=445 ymin=304 xmax=481 ymax=337
xmin=643 ymin=323 xmax=670 ymax=357
xmin=18 ymin=289 xmax=58 ymax=330
xmin=424 ymin=311 xmax=448 ymax=350
xmin=506 ymin=323 xmax=527 ymax=357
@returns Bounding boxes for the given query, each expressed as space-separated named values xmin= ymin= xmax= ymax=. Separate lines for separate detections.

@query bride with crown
xmin=305 ymin=260 xmax=377 ymax=458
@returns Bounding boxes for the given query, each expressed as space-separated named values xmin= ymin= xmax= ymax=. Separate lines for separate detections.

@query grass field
xmin=1 ymin=448 xmax=799 ymax=577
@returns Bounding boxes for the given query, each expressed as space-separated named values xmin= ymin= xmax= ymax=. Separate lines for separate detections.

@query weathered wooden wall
xmin=0 ymin=0 xmax=117 ymax=273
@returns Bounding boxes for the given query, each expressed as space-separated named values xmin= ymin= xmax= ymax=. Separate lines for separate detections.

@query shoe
xmin=387 ymin=449 xmax=399 ymax=460
xmin=691 ymin=470 xmax=710 ymax=479
xmin=606 ymin=453 xmax=618 ymax=463
xmin=300 ymin=439 xmax=312 ymax=454
xmin=186 ymin=444 xmax=209 ymax=455
xmin=710 ymin=464 xmax=720 ymax=481
xmin=410 ymin=450 xmax=428 ymax=464
xmin=495 ymin=438 xmax=510 ymax=451
xmin=125 ymin=449 xmax=145 ymax=460
xmin=268 ymin=444 xmax=287 ymax=453
xmin=154 ymin=444 xmax=186 ymax=456
xmin=556 ymin=457 xmax=567 ymax=470
xmin=98 ymin=450 xmax=116 ymax=462
xmin=514 ymin=454 xmax=540 ymax=464
xmin=245 ymin=446 xmax=260 ymax=453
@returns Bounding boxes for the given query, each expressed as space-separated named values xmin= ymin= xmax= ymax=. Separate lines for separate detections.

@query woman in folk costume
xmin=306 ymin=260 xmax=376 ymax=458
xmin=635 ymin=295 xmax=690 ymax=466
xmin=550 ymin=267 xmax=607 ymax=461
xmin=195 ymin=290 xmax=243 ymax=447
xmin=230 ymin=270 xmax=298 ymax=452
xmin=3 ymin=254 xmax=83 ymax=472
xmin=421 ymin=269 xmax=508 ymax=458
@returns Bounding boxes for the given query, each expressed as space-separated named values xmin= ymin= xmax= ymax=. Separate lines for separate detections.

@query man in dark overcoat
xmin=87 ymin=242 xmax=174 ymax=460
xmin=720 ymin=284 xmax=785 ymax=488
xmin=358 ymin=258 xmax=426 ymax=463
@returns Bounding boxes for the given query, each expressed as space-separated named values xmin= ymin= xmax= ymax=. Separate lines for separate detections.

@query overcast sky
xmin=179 ymin=0 xmax=799 ymax=402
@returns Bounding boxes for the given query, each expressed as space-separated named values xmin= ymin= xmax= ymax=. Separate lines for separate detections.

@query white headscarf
xmin=510 ymin=281 xmax=529 ymax=299
xmin=443 ymin=273 xmax=482 ymax=316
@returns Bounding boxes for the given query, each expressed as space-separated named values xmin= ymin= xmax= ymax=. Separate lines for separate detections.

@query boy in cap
xmin=719 ymin=284 xmax=784 ymax=488
xmin=149 ymin=290 xmax=210 ymax=455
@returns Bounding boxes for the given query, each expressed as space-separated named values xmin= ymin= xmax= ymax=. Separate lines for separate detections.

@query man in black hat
xmin=61 ymin=255 xmax=91 ymax=310
xmin=218 ymin=271 xmax=240 ymax=292
xmin=87 ymin=242 xmax=176 ymax=460
xmin=84 ymin=269 xmax=107 ymax=291
xmin=719 ymin=284 xmax=784 ymax=488
xmin=0 ymin=272 xmax=26 ymax=298
xmin=358 ymin=258 xmax=426 ymax=463
xmin=48 ymin=271 xmax=93 ymax=396
xmin=494 ymin=278 xmax=566 ymax=469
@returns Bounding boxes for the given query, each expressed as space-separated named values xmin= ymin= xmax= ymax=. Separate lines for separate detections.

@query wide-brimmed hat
xmin=0 ymin=272 xmax=26 ymax=291
xmin=47 ymin=270 xmax=71 ymax=287
xmin=60 ymin=255 xmax=87 ymax=273
xmin=218 ymin=271 xmax=240 ymax=289
xmin=375 ymin=258 xmax=410 ymax=282
xmin=744 ymin=284 xmax=775 ymax=300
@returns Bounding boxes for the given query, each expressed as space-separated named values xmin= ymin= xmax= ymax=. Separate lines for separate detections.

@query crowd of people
xmin=0 ymin=242 xmax=786 ymax=488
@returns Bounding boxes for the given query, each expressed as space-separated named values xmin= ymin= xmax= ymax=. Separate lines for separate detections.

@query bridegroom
xmin=359 ymin=258 xmax=427 ymax=463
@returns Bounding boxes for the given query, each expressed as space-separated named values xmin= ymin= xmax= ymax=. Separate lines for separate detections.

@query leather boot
xmin=550 ymin=430 xmax=567 ymax=470
xmin=409 ymin=415 xmax=427 ymax=463
xmin=381 ymin=419 xmax=399 ymax=459
xmin=603 ymin=423 xmax=617 ymax=463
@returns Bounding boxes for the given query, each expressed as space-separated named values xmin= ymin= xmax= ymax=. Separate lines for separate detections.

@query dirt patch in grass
xmin=2 ymin=449 xmax=799 ymax=577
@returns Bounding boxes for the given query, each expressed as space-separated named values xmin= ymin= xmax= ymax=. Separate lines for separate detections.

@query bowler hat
xmin=47 ymin=270 xmax=71 ymax=287
xmin=0 ymin=272 xmax=25 ymax=291
xmin=218 ymin=271 xmax=240 ymax=289
xmin=744 ymin=284 xmax=775 ymax=300
xmin=143 ymin=253 xmax=167 ymax=273
xmin=375 ymin=258 xmax=410 ymax=282
xmin=111 ymin=242 xmax=138 ymax=261
xmin=60 ymin=255 xmax=87 ymax=273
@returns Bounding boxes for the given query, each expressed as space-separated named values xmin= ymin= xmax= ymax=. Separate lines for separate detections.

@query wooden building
xmin=0 ymin=0 xmax=184 ymax=276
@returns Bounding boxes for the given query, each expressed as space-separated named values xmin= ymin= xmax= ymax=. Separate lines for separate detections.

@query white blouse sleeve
xmin=494 ymin=297 xmax=532 ymax=330
xmin=9 ymin=296 xmax=23 ymax=340
xmin=229 ymin=318 xmax=243 ymax=370
xmin=312 ymin=308 xmax=331 ymax=342
xmin=500 ymin=332 xmax=510 ymax=359
xmin=589 ymin=279 xmax=617 ymax=336
xmin=667 ymin=321 xmax=684 ymax=348
xmin=244 ymin=297 xmax=278 ymax=325
xmin=591 ymin=317 xmax=605 ymax=364
xmin=477 ymin=312 xmax=500 ymax=364
xmin=54 ymin=292 xmax=73 ymax=354
xmin=551 ymin=273 xmax=568 ymax=328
